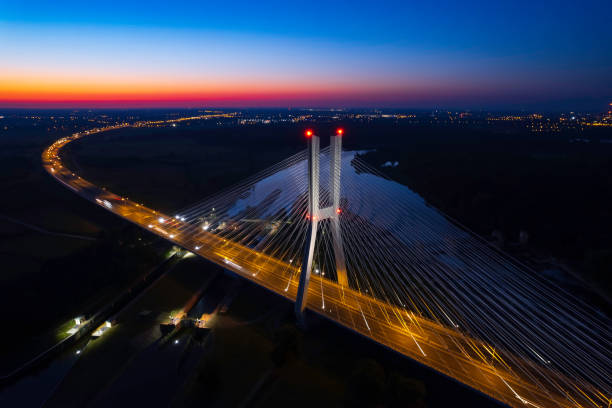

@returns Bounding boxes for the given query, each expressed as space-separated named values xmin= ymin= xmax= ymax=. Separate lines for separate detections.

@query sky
xmin=1 ymin=0 xmax=610 ymax=110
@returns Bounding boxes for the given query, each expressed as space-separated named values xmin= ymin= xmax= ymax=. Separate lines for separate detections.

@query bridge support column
xmin=329 ymin=134 xmax=348 ymax=287
xmin=295 ymin=133 xmax=320 ymax=325
xmin=295 ymin=130 xmax=347 ymax=325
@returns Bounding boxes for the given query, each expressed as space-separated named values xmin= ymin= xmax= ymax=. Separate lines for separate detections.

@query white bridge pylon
xmin=295 ymin=129 xmax=347 ymax=323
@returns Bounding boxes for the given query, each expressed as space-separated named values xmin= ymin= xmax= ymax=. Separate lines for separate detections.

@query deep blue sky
xmin=1 ymin=0 xmax=610 ymax=110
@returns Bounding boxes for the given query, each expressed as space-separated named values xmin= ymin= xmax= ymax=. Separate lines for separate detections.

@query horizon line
xmin=0 ymin=105 xmax=608 ymax=114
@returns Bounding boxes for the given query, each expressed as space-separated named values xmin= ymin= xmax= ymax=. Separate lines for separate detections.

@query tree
xmin=387 ymin=372 xmax=427 ymax=408
xmin=344 ymin=359 xmax=386 ymax=408
xmin=270 ymin=324 xmax=302 ymax=367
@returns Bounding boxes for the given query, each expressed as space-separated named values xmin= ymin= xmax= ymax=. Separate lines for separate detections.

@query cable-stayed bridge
xmin=42 ymin=119 xmax=610 ymax=408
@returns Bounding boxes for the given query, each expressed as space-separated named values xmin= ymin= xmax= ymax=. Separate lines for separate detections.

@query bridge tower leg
xmin=295 ymin=130 xmax=347 ymax=325
xmin=295 ymin=133 xmax=320 ymax=325
xmin=329 ymin=134 xmax=348 ymax=287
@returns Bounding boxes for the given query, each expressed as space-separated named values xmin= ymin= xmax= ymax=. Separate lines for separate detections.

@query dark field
xmin=60 ymin=123 xmax=306 ymax=212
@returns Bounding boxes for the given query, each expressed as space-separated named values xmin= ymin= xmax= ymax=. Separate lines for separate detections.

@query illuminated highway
xmin=42 ymin=119 xmax=609 ymax=408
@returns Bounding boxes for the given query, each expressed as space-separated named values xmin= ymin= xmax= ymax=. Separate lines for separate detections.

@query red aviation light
xmin=336 ymin=128 xmax=344 ymax=136
xmin=305 ymin=129 xmax=313 ymax=138
xmin=336 ymin=208 xmax=342 ymax=214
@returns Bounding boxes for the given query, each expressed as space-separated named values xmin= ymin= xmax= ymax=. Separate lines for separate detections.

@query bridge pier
xmin=295 ymin=130 xmax=347 ymax=325
xmin=329 ymin=133 xmax=348 ymax=287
